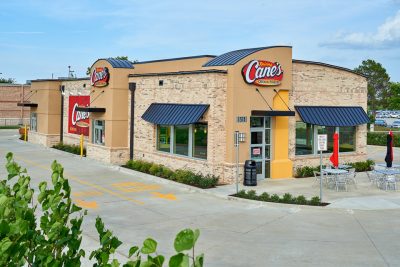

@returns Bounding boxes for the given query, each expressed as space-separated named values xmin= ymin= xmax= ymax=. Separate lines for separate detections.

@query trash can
xmin=244 ymin=160 xmax=257 ymax=186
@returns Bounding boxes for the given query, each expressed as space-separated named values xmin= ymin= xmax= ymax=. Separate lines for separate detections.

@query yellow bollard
xmin=24 ymin=125 xmax=27 ymax=142
xmin=80 ymin=134 xmax=84 ymax=158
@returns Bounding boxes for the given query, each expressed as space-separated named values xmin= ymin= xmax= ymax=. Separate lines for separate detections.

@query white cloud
xmin=321 ymin=10 xmax=400 ymax=49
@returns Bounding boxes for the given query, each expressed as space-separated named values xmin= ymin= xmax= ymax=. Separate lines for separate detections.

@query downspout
xmin=129 ymin=82 xmax=136 ymax=160
xmin=60 ymin=85 xmax=65 ymax=143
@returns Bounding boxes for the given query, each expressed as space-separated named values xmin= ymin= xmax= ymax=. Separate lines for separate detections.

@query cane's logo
xmin=242 ymin=60 xmax=283 ymax=86
xmin=71 ymin=103 xmax=90 ymax=128
xmin=91 ymin=67 xmax=110 ymax=87
xmin=68 ymin=95 xmax=90 ymax=136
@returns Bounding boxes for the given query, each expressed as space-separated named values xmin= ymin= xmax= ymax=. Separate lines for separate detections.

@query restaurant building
xmin=22 ymin=46 xmax=369 ymax=183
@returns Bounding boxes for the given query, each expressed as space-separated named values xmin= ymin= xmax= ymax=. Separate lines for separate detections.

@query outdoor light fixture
xmin=238 ymin=132 xmax=245 ymax=142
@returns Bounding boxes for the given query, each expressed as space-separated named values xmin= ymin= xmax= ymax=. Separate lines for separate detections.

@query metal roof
xmin=92 ymin=58 xmax=134 ymax=69
xmin=203 ymin=46 xmax=291 ymax=67
xmin=295 ymin=106 xmax=369 ymax=127
xmin=142 ymin=103 xmax=209 ymax=125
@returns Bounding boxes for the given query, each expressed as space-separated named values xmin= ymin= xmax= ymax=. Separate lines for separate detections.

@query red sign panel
xmin=91 ymin=67 xmax=110 ymax=87
xmin=68 ymin=96 xmax=90 ymax=136
xmin=242 ymin=60 xmax=283 ymax=86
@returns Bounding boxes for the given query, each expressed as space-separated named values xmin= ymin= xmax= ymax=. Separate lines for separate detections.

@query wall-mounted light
xmin=238 ymin=132 xmax=245 ymax=142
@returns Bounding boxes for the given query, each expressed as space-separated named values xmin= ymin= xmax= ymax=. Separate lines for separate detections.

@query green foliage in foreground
xmin=0 ymin=153 xmax=204 ymax=266
xmin=294 ymin=159 xmax=375 ymax=178
xmin=367 ymin=132 xmax=400 ymax=147
xmin=234 ymin=190 xmax=323 ymax=206
xmin=125 ymin=159 xmax=219 ymax=189
xmin=53 ymin=142 xmax=87 ymax=156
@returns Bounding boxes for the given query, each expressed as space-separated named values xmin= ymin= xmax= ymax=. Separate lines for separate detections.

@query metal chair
xmin=366 ymin=171 xmax=379 ymax=187
xmin=345 ymin=168 xmax=357 ymax=189
xmin=381 ymin=175 xmax=397 ymax=191
xmin=313 ymin=171 xmax=325 ymax=187
xmin=334 ymin=174 xmax=348 ymax=192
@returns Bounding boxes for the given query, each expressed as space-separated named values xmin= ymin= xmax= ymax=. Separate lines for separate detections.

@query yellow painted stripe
xmin=11 ymin=154 xmax=144 ymax=205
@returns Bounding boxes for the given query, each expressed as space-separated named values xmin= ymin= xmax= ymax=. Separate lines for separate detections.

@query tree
xmin=388 ymin=82 xmax=400 ymax=110
xmin=354 ymin=59 xmax=390 ymax=113
xmin=86 ymin=56 xmax=132 ymax=76
xmin=0 ymin=78 xmax=16 ymax=84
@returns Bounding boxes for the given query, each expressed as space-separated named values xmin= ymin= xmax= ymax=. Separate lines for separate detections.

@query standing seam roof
xmin=202 ymin=46 xmax=292 ymax=67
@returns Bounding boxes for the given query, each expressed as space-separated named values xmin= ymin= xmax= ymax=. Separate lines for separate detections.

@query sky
xmin=0 ymin=0 xmax=399 ymax=83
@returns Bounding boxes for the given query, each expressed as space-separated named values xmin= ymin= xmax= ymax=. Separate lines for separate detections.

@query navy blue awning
xmin=295 ymin=106 xmax=369 ymax=127
xmin=142 ymin=103 xmax=209 ymax=125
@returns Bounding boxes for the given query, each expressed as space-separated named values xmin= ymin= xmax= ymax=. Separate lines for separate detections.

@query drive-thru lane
xmin=0 ymin=130 xmax=398 ymax=267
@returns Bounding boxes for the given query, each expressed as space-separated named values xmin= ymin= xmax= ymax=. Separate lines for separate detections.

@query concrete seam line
xmin=353 ymin=215 xmax=390 ymax=267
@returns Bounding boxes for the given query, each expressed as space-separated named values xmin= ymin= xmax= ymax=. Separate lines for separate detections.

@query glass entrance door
xmin=250 ymin=117 xmax=271 ymax=179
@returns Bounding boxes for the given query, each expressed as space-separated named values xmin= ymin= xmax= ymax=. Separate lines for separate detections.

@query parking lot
xmin=1 ymin=130 xmax=400 ymax=266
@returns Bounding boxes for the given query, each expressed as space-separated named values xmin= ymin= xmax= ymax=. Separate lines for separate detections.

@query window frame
xmin=295 ymin=122 xmax=357 ymax=156
xmin=92 ymin=119 xmax=105 ymax=146
xmin=30 ymin=112 xmax=37 ymax=132
xmin=156 ymin=123 xmax=207 ymax=160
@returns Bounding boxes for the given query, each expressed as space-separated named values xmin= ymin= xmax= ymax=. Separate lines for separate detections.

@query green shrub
xmin=282 ymin=193 xmax=294 ymax=203
xmin=259 ymin=192 xmax=270 ymax=201
xmin=149 ymin=164 xmax=162 ymax=176
xmin=270 ymin=194 xmax=280 ymax=202
xmin=348 ymin=159 xmax=374 ymax=172
xmin=296 ymin=195 xmax=307 ymax=205
xmin=295 ymin=166 xmax=319 ymax=178
xmin=52 ymin=142 xmax=86 ymax=156
xmin=124 ymin=160 xmax=219 ymax=188
xmin=367 ymin=132 xmax=400 ymax=147
xmin=310 ymin=196 xmax=321 ymax=206
xmin=233 ymin=190 xmax=323 ymax=206
xmin=246 ymin=190 xmax=258 ymax=200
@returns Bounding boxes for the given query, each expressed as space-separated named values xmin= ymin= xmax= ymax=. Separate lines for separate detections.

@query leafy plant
xmin=52 ymin=142 xmax=86 ymax=156
xmin=1 ymin=153 xmax=205 ymax=266
xmin=232 ymin=190 xmax=324 ymax=206
xmin=124 ymin=160 xmax=219 ymax=189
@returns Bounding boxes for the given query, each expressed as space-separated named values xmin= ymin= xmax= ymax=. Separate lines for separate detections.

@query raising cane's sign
xmin=68 ymin=96 xmax=90 ymax=136
xmin=91 ymin=67 xmax=110 ymax=87
xmin=242 ymin=60 xmax=283 ymax=86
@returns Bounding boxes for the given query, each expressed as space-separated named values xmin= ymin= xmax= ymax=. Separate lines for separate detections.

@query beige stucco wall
xmin=290 ymin=62 xmax=368 ymax=170
xmin=129 ymin=72 xmax=230 ymax=182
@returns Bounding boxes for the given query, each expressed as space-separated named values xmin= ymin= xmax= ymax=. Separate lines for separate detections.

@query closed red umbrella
xmin=330 ymin=132 xmax=339 ymax=168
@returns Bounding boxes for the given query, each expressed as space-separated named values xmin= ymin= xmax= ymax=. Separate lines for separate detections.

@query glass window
xmin=265 ymin=117 xmax=271 ymax=128
xmin=174 ymin=125 xmax=189 ymax=156
xmin=250 ymin=117 xmax=264 ymax=128
xmin=317 ymin=126 xmax=335 ymax=153
xmin=157 ymin=125 xmax=171 ymax=153
xmin=339 ymin=126 xmax=356 ymax=152
xmin=193 ymin=124 xmax=207 ymax=159
xmin=295 ymin=122 xmax=314 ymax=155
xmin=251 ymin=131 xmax=263 ymax=144
xmin=30 ymin=113 xmax=37 ymax=132
xmin=93 ymin=120 xmax=105 ymax=145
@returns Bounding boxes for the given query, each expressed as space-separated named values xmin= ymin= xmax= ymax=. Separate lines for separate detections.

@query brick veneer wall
xmin=0 ymin=84 xmax=31 ymax=125
xmin=130 ymin=72 xmax=231 ymax=182
xmin=61 ymin=80 xmax=91 ymax=146
xmin=289 ymin=62 xmax=368 ymax=170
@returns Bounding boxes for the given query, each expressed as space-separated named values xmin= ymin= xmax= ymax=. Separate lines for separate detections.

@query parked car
xmin=392 ymin=121 xmax=400 ymax=128
xmin=374 ymin=120 xmax=387 ymax=127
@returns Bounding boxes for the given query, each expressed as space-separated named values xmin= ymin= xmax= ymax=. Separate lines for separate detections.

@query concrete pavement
xmin=0 ymin=130 xmax=399 ymax=266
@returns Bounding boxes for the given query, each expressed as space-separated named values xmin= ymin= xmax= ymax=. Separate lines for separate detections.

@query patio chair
xmin=345 ymin=168 xmax=357 ymax=189
xmin=366 ymin=171 xmax=379 ymax=187
xmin=313 ymin=171 xmax=325 ymax=187
xmin=381 ymin=175 xmax=397 ymax=191
xmin=334 ymin=174 xmax=348 ymax=192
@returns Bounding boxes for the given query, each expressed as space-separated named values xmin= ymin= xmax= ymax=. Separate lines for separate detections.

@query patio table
xmin=338 ymin=164 xmax=352 ymax=170
xmin=322 ymin=168 xmax=348 ymax=175
xmin=376 ymin=163 xmax=400 ymax=169
xmin=374 ymin=169 xmax=400 ymax=175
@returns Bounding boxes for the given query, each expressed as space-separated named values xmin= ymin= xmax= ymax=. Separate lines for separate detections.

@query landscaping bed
xmin=294 ymin=159 xmax=375 ymax=178
xmin=123 ymin=159 xmax=219 ymax=189
xmin=52 ymin=142 xmax=86 ymax=156
xmin=232 ymin=190 xmax=329 ymax=206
